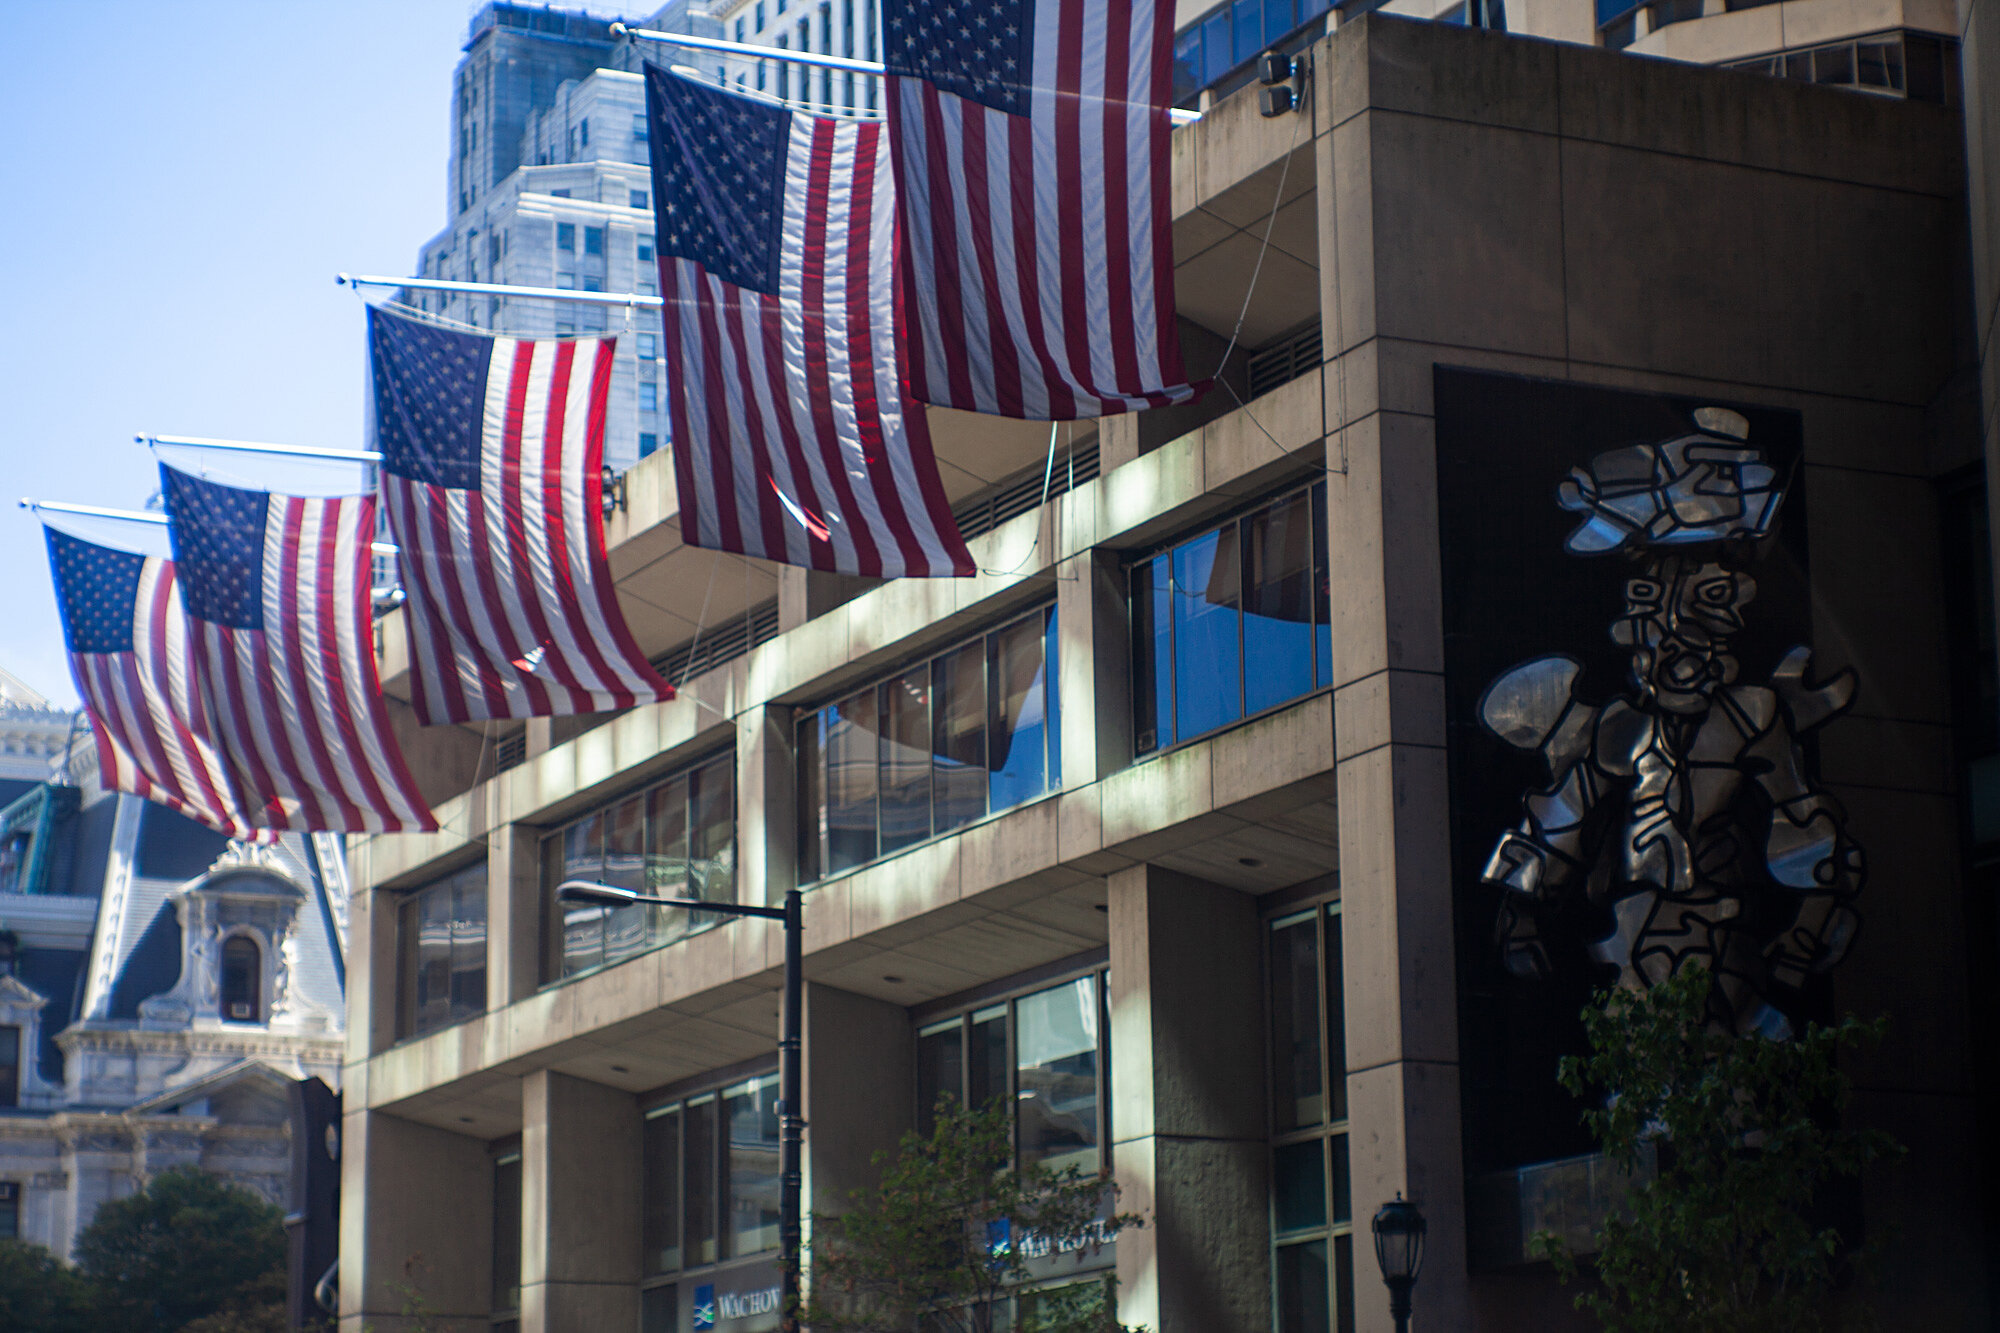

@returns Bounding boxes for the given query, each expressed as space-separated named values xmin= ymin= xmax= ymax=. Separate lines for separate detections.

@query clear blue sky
xmin=0 ymin=2 xmax=499 ymax=707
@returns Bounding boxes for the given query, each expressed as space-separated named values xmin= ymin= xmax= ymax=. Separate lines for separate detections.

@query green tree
xmin=1534 ymin=968 xmax=1900 ymax=1332
xmin=0 ymin=1238 xmax=95 ymax=1333
xmin=805 ymin=1098 xmax=1144 ymax=1333
xmin=73 ymin=1165 xmax=287 ymax=1333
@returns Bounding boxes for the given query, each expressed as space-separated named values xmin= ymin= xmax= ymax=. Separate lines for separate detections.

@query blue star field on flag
xmin=48 ymin=530 xmax=145 ymax=654
xmin=883 ymin=0 xmax=1032 ymax=115
xmin=370 ymin=310 xmax=493 ymax=489
xmin=162 ymin=468 xmax=268 ymax=629
xmin=645 ymin=68 xmax=788 ymax=295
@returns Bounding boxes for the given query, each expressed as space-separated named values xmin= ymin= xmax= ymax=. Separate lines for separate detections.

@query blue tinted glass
xmin=1232 ymin=0 xmax=1261 ymax=67
xmin=1595 ymin=0 xmax=1641 ymax=26
xmin=1133 ymin=559 xmax=1174 ymax=753
xmin=1173 ymin=527 xmax=1243 ymax=741
xmin=1274 ymin=1139 xmax=1327 ymax=1233
xmin=989 ymin=614 xmax=1051 ymax=812
xmin=1265 ymin=0 xmax=1297 ymax=45
xmin=1173 ymin=27 xmax=1203 ymax=105
xmin=825 ymin=692 xmax=878 ymax=873
xmin=1044 ymin=608 xmax=1062 ymax=788
xmin=1243 ymin=493 xmax=1317 ymax=715
xmin=1300 ymin=0 xmax=1332 ymax=17
xmin=933 ymin=645 xmax=988 ymax=834
xmin=1202 ymin=12 xmax=1233 ymax=83
xmin=879 ymin=675 xmax=932 ymax=855
xmin=1313 ymin=483 xmax=1332 ymax=689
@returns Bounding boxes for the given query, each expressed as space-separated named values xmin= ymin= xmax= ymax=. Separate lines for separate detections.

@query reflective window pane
xmin=604 ymin=795 xmax=650 ymax=964
xmin=418 ymin=882 xmax=452 ymax=1028
xmin=968 ymin=1003 xmax=1010 ymax=1114
xmin=1312 ymin=483 xmax=1333 ymax=689
xmin=722 ymin=1078 xmax=781 ymax=1258
xmin=641 ymin=1284 xmax=678 ymax=1333
xmin=1276 ymin=1240 xmax=1330 ymax=1333
xmin=1232 ymin=0 xmax=1261 ymax=67
xmin=684 ymin=1095 xmax=718 ymax=1266
xmin=1265 ymin=0 xmax=1297 ymax=45
xmin=1270 ymin=912 xmax=1325 ymax=1130
xmin=1173 ymin=526 xmax=1243 ymax=742
xmin=933 ymin=645 xmax=988 ymax=833
xmin=559 ymin=814 xmax=606 ymax=977
xmin=1132 ymin=558 xmax=1174 ymax=754
xmin=647 ymin=777 xmax=691 ymax=946
xmin=1015 ymin=978 xmax=1100 ymax=1174
xmin=1334 ymin=1234 xmax=1355 ymax=1333
xmin=989 ymin=613 xmax=1051 ymax=811
xmin=1044 ymin=609 xmax=1062 ymax=788
xmin=493 ymin=1154 xmax=523 ymax=1313
xmin=826 ymin=691 xmax=879 ymax=873
xmin=449 ymin=876 xmax=486 ymax=1018
xmin=918 ymin=1018 xmax=964 ymax=1135
xmin=796 ymin=712 xmax=825 ymax=883
xmin=1324 ymin=909 xmax=1348 ymax=1123
xmin=643 ymin=1107 xmax=683 ymax=1274
xmin=1202 ymin=12 xmax=1232 ymax=84
xmin=1329 ymin=1132 xmax=1351 ymax=1226
xmin=689 ymin=757 xmax=736 ymax=912
xmin=1274 ymin=1139 xmax=1327 ymax=1234
xmin=879 ymin=674 xmax=932 ymax=855
xmin=1243 ymin=493 xmax=1318 ymax=715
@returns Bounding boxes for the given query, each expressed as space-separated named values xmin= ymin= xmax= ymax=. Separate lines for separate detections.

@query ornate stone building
xmin=0 ymin=670 xmax=348 ymax=1259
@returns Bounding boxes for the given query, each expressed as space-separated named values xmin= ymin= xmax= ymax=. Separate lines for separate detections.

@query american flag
xmin=882 ymin=0 xmax=1200 ymax=420
xmin=43 ymin=527 xmax=267 ymax=841
xmin=160 ymin=466 xmax=437 ymax=834
xmin=644 ymin=64 xmax=974 ymax=578
xmin=369 ymin=307 xmax=674 ymax=724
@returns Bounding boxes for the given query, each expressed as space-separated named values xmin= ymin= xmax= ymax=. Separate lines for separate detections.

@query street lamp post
xmin=1371 ymin=1194 xmax=1427 ymax=1333
xmin=556 ymin=880 xmax=805 ymax=1333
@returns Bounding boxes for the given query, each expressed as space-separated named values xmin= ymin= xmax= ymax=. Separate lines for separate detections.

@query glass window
xmin=1202 ymin=10 xmax=1233 ymax=84
xmin=933 ymin=644 xmax=987 ymax=834
xmin=584 ymin=226 xmax=605 ymax=255
xmin=639 ymin=235 xmax=656 ymax=262
xmin=640 ymin=432 xmax=659 ymax=458
xmin=917 ymin=1016 xmax=966 ymax=1134
xmin=0 ymin=1027 xmax=17 ymax=1108
xmin=1265 ymin=0 xmax=1298 ymax=45
xmin=556 ymin=221 xmax=575 ymax=251
xmin=630 ymin=189 xmax=650 ymax=210
xmin=1015 ymin=978 xmax=1100 ymax=1175
xmin=493 ymin=1151 xmax=522 ymax=1315
xmin=1269 ymin=901 xmax=1353 ymax=1332
xmin=638 ymin=332 xmax=658 ymax=360
xmin=799 ymin=607 xmax=1058 ymax=883
xmin=397 ymin=861 xmax=488 ymax=1039
xmin=685 ymin=1094 xmax=720 ymax=1266
xmin=633 ymin=111 xmax=648 ymax=139
xmin=1857 ymin=38 xmax=1902 ymax=90
xmin=0 ymin=1182 xmax=16 ymax=1239
xmin=879 ymin=672 xmax=933 ymax=856
xmin=1814 ymin=43 xmax=1856 ymax=84
xmin=969 ymin=1003 xmax=1009 ymax=1113
xmin=1173 ymin=26 xmax=1203 ymax=107
xmin=221 ymin=936 xmax=261 ymax=1022
xmin=722 ymin=1077 xmax=781 ymax=1258
xmin=643 ymin=1106 xmax=683 ymax=1274
xmin=545 ymin=754 xmax=734 ymax=981
xmin=1232 ymin=0 xmax=1262 ymax=68
xmin=1132 ymin=483 xmax=1330 ymax=756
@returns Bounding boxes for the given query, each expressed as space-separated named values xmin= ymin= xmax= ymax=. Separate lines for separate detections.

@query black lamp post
xmin=1371 ymin=1193 xmax=1427 ymax=1333
xmin=556 ymin=880 xmax=805 ymax=1333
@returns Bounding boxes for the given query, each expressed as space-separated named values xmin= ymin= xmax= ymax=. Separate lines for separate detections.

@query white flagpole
xmin=22 ymin=498 xmax=399 ymax=557
xmin=610 ymin=21 xmax=1204 ymax=125
xmin=337 ymin=273 xmax=663 ymax=308
xmin=142 ymin=434 xmax=381 ymax=464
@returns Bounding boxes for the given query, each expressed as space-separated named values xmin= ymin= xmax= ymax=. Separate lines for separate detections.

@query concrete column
xmin=338 ymin=1109 xmax=492 ymax=1333
xmin=1323 ymin=400 xmax=1468 ymax=1331
xmin=1099 ymin=414 xmax=1142 ymax=473
xmin=489 ymin=824 xmax=546 ymax=1006
xmin=350 ymin=881 xmax=400 ymax=1060
xmin=737 ymin=702 xmax=798 ymax=909
xmin=1107 ymin=864 xmax=1270 ymax=1333
xmin=1056 ymin=549 xmax=1133 ymax=787
xmin=519 ymin=1071 xmax=642 ymax=1332
xmin=802 ymin=983 xmax=913 ymax=1225
xmin=524 ymin=718 xmax=554 ymax=761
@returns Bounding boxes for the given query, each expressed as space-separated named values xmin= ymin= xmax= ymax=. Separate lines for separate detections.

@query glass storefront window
xmin=798 ymin=606 xmax=1060 ymax=884
xmin=685 ymin=1093 xmax=719 ymax=1268
xmin=723 ymin=1077 xmax=782 ymax=1259
xmin=397 ymin=860 xmax=488 ymax=1040
xmin=643 ymin=1106 xmax=683 ymax=1275
xmin=1132 ymin=482 xmax=1330 ymax=756
xmin=1269 ymin=901 xmax=1354 ymax=1333
xmin=641 ymin=1070 xmax=783 ymax=1324
xmin=542 ymin=751 xmax=736 ymax=982
xmin=915 ymin=970 xmax=1107 ymax=1176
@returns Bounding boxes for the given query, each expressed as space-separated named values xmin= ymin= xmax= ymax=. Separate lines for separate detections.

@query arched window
xmin=221 ymin=936 xmax=261 ymax=1023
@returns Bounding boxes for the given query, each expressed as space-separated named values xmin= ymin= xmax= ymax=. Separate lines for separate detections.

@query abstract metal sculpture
xmin=1478 ymin=408 xmax=1862 ymax=1038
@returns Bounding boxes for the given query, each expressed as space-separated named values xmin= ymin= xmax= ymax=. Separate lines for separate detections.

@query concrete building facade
xmin=343 ymin=15 xmax=1993 ymax=1333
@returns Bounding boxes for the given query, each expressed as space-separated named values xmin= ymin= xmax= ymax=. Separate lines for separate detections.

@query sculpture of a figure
xmin=1478 ymin=407 xmax=1863 ymax=1039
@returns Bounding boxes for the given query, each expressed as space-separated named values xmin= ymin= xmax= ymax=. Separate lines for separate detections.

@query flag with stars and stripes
xmin=882 ymin=0 xmax=1202 ymax=420
xmin=159 ymin=466 xmax=437 ymax=834
xmin=643 ymin=63 xmax=974 ymax=578
xmin=43 ymin=526 xmax=270 ymax=841
xmin=368 ymin=306 xmax=674 ymax=724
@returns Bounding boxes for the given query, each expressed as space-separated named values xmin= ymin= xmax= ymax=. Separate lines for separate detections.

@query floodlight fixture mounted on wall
xmin=1258 ymin=50 xmax=1308 ymax=117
